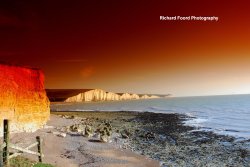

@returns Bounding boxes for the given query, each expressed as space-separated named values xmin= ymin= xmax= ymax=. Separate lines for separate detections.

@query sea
xmin=51 ymin=94 xmax=250 ymax=139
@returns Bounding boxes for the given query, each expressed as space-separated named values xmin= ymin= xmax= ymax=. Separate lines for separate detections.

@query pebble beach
xmin=52 ymin=111 xmax=250 ymax=167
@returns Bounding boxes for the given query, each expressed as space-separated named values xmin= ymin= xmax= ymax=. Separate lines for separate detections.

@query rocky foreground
xmin=9 ymin=113 xmax=158 ymax=167
xmin=53 ymin=111 xmax=250 ymax=167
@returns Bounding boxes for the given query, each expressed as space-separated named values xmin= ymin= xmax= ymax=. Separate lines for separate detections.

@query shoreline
xmin=52 ymin=111 xmax=250 ymax=166
xmin=5 ymin=111 xmax=250 ymax=167
xmin=51 ymin=108 xmax=250 ymax=140
xmin=8 ymin=112 xmax=160 ymax=167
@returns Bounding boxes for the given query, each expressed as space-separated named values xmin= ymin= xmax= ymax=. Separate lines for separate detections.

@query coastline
xmin=51 ymin=111 xmax=250 ymax=167
xmin=9 ymin=112 xmax=160 ymax=167
xmin=7 ymin=111 xmax=250 ymax=167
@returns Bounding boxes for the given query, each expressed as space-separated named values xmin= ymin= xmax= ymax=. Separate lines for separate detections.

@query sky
xmin=0 ymin=0 xmax=250 ymax=96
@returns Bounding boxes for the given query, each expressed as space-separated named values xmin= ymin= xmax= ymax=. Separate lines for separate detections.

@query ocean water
xmin=51 ymin=94 xmax=250 ymax=139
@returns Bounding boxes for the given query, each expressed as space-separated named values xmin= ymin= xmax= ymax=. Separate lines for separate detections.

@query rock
xmin=194 ymin=137 xmax=211 ymax=144
xmin=141 ymin=95 xmax=150 ymax=99
xmin=58 ymin=133 xmax=67 ymax=138
xmin=93 ymin=133 xmax=100 ymax=139
xmin=149 ymin=95 xmax=160 ymax=98
xmin=105 ymin=122 xmax=112 ymax=129
xmin=121 ymin=133 xmax=129 ymax=139
xmin=60 ymin=127 xmax=66 ymax=132
xmin=106 ymin=92 xmax=120 ymax=101
xmin=100 ymin=130 xmax=109 ymax=142
xmin=95 ymin=122 xmax=113 ymax=142
xmin=114 ymin=137 xmax=119 ymax=143
xmin=0 ymin=64 xmax=50 ymax=136
xmin=120 ymin=93 xmax=132 ymax=100
xmin=131 ymin=94 xmax=140 ymax=99
xmin=52 ymin=131 xmax=60 ymax=135
xmin=44 ymin=125 xmax=54 ymax=129
xmin=124 ymin=129 xmax=132 ymax=137
xmin=100 ymin=134 xmax=109 ymax=143
xmin=84 ymin=125 xmax=93 ymax=137
xmin=69 ymin=124 xmax=85 ymax=132
xmin=145 ymin=132 xmax=155 ymax=139
xmin=64 ymin=115 xmax=74 ymax=119
xmin=69 ymin=115 xmax=75 ymax=119
xmin=52 ymin=131 xmax=66 ymax=137
xmin=69 ymin=125 xmax=77 ymax=132
xmin=78 ymin=124 xmax=85 ymax=132
xmin=106 ymin=129 xmax=112 ymax=136
xmin=64 ymin=89 xmax=142 ymax=102
xmin=65 ymin=89 xmax=109 ymax=102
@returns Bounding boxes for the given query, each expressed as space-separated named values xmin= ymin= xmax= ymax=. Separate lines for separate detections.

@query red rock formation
xmin=0 ymin=64 xmax=50 ymax=135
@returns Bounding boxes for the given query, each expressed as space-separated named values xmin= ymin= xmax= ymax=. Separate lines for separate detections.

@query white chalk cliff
xmin=65 ymin=89 xmax=160 ymax=102
xmin=65 ymin=89 xmax=107 ymax=102
xmin=150 ymin=95 xmax=160 ymax=98
xmin=120 ymin=93 xmax=132 ymax=100
xmin=106 ymin=92 xmax=120 ymax=101
xmin=141 ymin=95 xmax=150 ymax=99
xmin=131 ymin=94 xmax=140 ymax=99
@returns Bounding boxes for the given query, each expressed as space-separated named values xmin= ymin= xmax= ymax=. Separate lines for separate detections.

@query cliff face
xmin=0 ymin=64 xmax=50 ymax=135
xmin=141 ymin=95 xmax=150 ymax=99
xmin=65 ymin=89 xmax=108 ymax=102
xmin=120 ymin=93 xmax=132 ymax=100
xmin=150 ymin=95 xmax=160 ymax=98
xmin=65 ymin=89 xmax=160 ymax=102
xmin=106 ymin=92 xmax=120 ymax=101
xmin=131 ymin=94 xmax=140 ymax=99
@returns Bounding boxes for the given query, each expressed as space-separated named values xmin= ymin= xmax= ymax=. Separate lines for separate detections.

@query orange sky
xmin=0 ymin=0 xmax=250 ymax=96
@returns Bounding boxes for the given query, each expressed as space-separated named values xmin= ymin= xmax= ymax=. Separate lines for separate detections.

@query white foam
xmin=51 ymin=95 xmax=250 ymax=139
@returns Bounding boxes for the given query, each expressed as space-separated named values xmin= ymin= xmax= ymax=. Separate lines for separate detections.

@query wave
xmin=146 ymin=106 xmax=175 ymax=112
xmin=51 ymin=95 xmax=250 ymax=139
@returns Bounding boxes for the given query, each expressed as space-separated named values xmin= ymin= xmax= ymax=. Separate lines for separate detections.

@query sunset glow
xmin=1 ymin=0 xmax=250 ymax=96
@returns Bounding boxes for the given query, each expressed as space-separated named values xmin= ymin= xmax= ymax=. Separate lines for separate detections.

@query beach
xmin=9 ymin=113 xmax=158 ymax=167
xmin=8 ymin=111 xmax=250 ymax=167
xmin=1 ymin=1 xmax=250 ymax=166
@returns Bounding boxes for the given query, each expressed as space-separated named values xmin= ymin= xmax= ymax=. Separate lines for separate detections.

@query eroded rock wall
xmin=65 ymin=89 xmax=160 ymax=102
xmin=0 ymin=64 xmax=50 ymax=135
xmin=141 ymin=95 xmax=150 ymax=99
xmin=131 ymin=94 xmax=140 ymax=100
xmin=120 ymin=93 xmax=132 ymax=100
xmin=150 ymin=95 xmax=160 ymax=99
xmin=106 ymin=92 xmax=120 ymax=101
xmin=66 ymin=89 xmax=108 ymax=102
